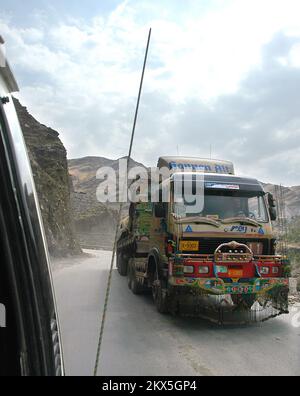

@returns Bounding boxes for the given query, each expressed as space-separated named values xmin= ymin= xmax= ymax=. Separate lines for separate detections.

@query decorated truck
xmin=117 ymin=156 xmax=290 ymax=323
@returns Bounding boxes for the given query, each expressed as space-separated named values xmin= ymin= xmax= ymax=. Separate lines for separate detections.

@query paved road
xmin=51 ymin=250 xmax=300 ymax=376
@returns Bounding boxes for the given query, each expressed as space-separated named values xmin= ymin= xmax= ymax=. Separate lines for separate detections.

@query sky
xmin=0 ymin=0 xmax=300 ymax=186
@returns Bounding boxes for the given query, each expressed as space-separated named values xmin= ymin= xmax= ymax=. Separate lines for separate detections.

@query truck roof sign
xmin=205 ymin=182 xmax=240 ymax=190
xmin=157 ymin=156 xmax=234 ymax=175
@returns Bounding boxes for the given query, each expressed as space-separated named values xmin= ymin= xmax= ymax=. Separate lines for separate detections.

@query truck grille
xmin=182 ymin=238 xmax=270 ymax=255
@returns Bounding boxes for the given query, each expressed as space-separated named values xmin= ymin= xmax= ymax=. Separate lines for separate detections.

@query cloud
xmin=139 ymin=32 xmax=300 ymax=185
xmin=1 ymin=0 xmax=300 ymax=185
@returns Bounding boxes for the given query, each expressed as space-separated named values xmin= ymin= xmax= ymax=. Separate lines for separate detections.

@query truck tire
xmin=117 ymin=252 xmax=128 ymax=276
xmin=128 ymin=259 xmax=143 ymax=295
xmin=152 ymin=277 xmax=168 ymax=314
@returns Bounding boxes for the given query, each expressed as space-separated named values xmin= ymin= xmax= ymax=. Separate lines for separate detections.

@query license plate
xmin=179 ymin=240 xmax=199 ymax=251
xmin=228 ymin=269 xmax=243 ymax=277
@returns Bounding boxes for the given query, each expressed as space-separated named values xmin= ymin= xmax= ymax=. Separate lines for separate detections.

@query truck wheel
xmin=128 ymin=259 xmax=143 ymax=295
xmin=152 ymin=278 xmax=168 ymax=314
xmin=117 ymin=252 xmax=128 ymax=276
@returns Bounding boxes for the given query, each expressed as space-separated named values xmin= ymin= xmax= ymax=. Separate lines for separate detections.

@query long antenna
xmin=279 ymin=184 xmax=288 ymax=257
xmin=275 ymin=184 xmax=283 ymax=254
xmin=93 ymin=28 xmax=151 ymax=376
xmin=127 ymin=28 xmax=152 ymax=168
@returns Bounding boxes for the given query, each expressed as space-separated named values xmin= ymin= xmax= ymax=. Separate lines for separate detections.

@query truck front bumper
xmin=168 ymin=276 xmax=289 ymax=296
xmin=167 ymin=277 xmax=289 ymax=319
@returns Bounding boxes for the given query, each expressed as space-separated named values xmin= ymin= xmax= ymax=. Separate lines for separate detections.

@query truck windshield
xmin=174 ymin=190 xmax=268 ymax=222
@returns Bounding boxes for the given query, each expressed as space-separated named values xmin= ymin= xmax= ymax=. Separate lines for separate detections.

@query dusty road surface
xmin=51 ymin=250 xmax=300 ymax=376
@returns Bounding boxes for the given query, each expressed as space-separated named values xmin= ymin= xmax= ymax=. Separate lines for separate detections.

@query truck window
xmin=174 ymin=190 xmax=268 ymax=222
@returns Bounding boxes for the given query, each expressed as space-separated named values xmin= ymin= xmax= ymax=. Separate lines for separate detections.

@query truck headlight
xmin=183 ymin=265 xmax=194 ymax=274
xmin=199 ymin=266 xmax=209 ymax=274
xmin=260 ymin=266 xmax=269 ymax=275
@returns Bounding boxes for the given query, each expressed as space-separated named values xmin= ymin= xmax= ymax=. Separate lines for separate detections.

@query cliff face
xmin=14 ymin=98 xmax=81 ymax=256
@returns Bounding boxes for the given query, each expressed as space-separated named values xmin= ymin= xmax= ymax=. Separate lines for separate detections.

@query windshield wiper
xmin=221 ymin=217 xmax=261 ymax=227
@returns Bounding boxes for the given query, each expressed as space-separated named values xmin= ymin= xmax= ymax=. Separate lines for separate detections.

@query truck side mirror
xmin=267 ymin=192 xmax=275 ymax=207
xmin=154 ymin=202 xmax=166 ymax=218
xmin=269 ymin=206 xmax=277 ymax=221
xmin=266 ymin=193 xmax=277 ymax=221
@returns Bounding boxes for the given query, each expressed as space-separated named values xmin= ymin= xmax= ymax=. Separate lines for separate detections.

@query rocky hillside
xmin=14 ymin=98 xmax=81 ymax=257
xmin=263 ymin=183 xmax=300 ymax=219
xmin=69 ymin=156 xmax=146 ymax=250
